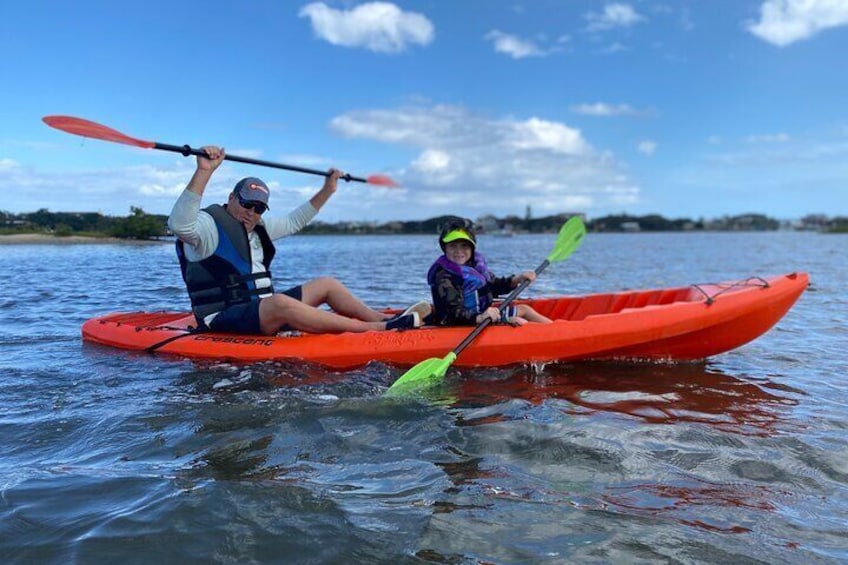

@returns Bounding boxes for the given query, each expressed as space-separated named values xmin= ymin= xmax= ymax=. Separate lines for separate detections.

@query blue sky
xmin=2 ymin=0 xmax=847 ymax=222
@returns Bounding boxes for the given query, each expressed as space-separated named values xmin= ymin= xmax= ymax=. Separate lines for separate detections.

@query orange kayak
xmin=81 ymin=272 xmax=808 ymax=369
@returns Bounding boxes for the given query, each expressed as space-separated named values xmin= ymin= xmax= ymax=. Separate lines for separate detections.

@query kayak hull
xmin=81 ymin=272 xmax=808 ymax=368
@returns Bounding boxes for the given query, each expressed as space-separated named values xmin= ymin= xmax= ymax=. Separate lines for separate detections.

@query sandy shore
xmin=0 ymin=234 xmax=168 ymax=245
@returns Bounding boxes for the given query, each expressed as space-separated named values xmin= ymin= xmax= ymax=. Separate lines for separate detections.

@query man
xmin=168 ymin=145 xmax=424 ymax=335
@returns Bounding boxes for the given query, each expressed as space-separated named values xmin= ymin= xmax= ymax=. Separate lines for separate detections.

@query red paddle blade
xmin=42 ymin=115 xmax=154 ymax=149
xmin=366 ymin=174 xmax=399 ymax=188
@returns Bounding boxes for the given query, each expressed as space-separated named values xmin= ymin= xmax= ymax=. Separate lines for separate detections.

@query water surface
xmin=1 ymin=232 xmax=846 ymax=563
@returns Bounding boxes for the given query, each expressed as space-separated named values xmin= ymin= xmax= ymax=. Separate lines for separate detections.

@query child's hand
xmin=506 ymin=316 xmax=528 ymax=327
xmin=512 ymin=271 xmax=537 ymax=287
xmin=476 ymin=307 xmax=500 ymax=324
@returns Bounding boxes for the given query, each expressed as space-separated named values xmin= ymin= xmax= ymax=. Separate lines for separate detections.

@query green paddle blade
xmin=548 ymin=216 xmax=586 ymax=263
xmin=384 ymin=352 xmax=457 ymax=397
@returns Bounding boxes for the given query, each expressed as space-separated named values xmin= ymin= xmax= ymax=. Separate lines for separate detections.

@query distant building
xmin=476 ymin=215 xmax=499 ymax=233
xmin=798 ymin=214 xmax=830 ymax=231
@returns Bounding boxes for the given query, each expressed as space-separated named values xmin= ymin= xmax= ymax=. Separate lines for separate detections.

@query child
xmin=427 ymin=217 xmax=552 ymax=326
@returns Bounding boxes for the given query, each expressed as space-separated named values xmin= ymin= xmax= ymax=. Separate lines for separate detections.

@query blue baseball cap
xmin=233 ymin=177 xmax=270 ymax=206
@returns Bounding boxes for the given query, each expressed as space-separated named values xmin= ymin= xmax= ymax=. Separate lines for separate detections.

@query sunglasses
xmin=237 ymin=194 xmax=268 ymax=214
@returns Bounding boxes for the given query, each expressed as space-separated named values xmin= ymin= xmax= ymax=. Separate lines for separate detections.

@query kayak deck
xmin=82 ymin=272 xmax=808 ymax=368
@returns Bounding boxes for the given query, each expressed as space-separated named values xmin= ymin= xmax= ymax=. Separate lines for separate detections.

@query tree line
xmin=3 ymin=208 xmax=846 ymax=240
xmin=1 ymin=207 xmax=169 ymax=239
xmin=301 ymin=212 xmax=848 ymax=234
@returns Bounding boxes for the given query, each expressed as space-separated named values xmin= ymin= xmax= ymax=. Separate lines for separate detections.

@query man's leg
xmin=258 ymin=293 xmax=388 ymax=335
xmin=298 ymin=276 xmax=389 ymax=322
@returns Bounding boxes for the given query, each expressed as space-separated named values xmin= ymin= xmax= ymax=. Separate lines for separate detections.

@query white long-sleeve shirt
xmin=167 ymin=189 xmax=318 ymax=322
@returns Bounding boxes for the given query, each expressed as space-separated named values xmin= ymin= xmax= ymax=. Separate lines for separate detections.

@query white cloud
xmin=411 ymin=149 xmax=457 ymax=185
xmin=747 ymin=0 xmax=848 ymax=46
xmin=298 ymin=2 xmax=434 ymax=53
xmin=637 ymin=140 xmax=657 ymax=155
xmin=331 ymin=106 xmax=457 ymax=144
xmin=8 ymin=107 xmax=637 ymax=221
xmin=510 ymin=118 xmax=589 ymax=155
xmin=746 ymin=133 xmax=791 ymax=143
xmin=0 ymin=158 xmax=21 ymax=171
xmin=599 ymin=42 xmax=629 ymax=54
xmin=227 ymin=148 xmax=263 ymax=160
xmin=329 ymin=104 xmax=638 ymax=218
xmin=278 ymin=153 xmax=331 ymax=168
xmin=412 ymin=149 xmax=451 ymax=172
xmin=484 ymin=30 xmax=547 ymax=59
xmin=136 ymin=165 xmax=198 ymax=196
xmin=0 ymin=158 xmax=241 ymax=215
xmin=674 ymin=136 xmax=848 ymax=218
xmin=571 ymin=102 xmax=652 ymax=117
xmin=586 ymin=3 xmax=646 ymax=31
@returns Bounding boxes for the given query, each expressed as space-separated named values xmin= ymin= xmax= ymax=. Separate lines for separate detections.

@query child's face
xmin=445 ymin=241 xmax=474 ymax=265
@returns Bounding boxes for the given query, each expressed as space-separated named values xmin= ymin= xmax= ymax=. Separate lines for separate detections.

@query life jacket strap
xmin=188 ymin=271 xmax=274 ymax=306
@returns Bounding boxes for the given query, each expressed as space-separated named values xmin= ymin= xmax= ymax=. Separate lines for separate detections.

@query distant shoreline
xmin=1 ymin=229 xmax=844 ymax=246
xmin=0 ymin=234 xmax=167 ymax=245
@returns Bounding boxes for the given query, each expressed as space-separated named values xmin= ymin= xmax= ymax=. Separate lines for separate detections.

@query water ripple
xmin=1 ymin=233 xmax=847 ymax=563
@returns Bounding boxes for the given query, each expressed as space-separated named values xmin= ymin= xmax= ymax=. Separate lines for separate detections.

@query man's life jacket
xmin=176 ymin=204 xmax=276 ymax=325
xmin=427 ymin=253 xmax=494 ymax=318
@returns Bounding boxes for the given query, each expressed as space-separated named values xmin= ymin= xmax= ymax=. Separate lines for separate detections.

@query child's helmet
xmin=439 ymin=216 xmax=477 ymax=251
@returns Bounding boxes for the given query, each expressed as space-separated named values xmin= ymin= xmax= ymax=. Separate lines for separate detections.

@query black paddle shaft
xmin=452 ymin=258 xmax=551 ymax=356
xmin=153 ymin=142 xmax=367 ymax=183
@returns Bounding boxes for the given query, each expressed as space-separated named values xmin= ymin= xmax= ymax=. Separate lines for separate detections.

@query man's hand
xmin=187 ymin=145 xmax=225 ymax=196
xmin=311 ymin=168 xmax=345 ymax=210
xmin=197 ymin=145 xmax=225 ymax=172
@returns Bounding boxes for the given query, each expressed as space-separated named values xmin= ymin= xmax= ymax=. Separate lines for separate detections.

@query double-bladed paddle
xmin=42 ymin=115 xmax=398 ymax=187
xmin=385 ymin=216 xmax=586 ymax=397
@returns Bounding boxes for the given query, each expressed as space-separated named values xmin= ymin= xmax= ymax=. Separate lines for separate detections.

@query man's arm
xmin=263 ymin=168 xmax=343 ymax=240
xmin=263 ymin=202 xmax=318 ymax=240
xmin=309 ymin=168 xmax=343 ymax=211
xmin=168 ymin=190 xmax=219 ymax=259
xmin=167 ymin=146 xmax=225 ymax=259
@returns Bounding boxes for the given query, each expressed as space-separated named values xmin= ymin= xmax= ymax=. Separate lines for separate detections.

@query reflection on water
xmin=453 ymin=362 xmax=802 ymax=437
xmin=171 ymin=357 xmax=804 ymax=498
xmin=165 ymin=357 xmax=813 ymax=558
xmin=598 ymin=480 xmax=776 ymax=535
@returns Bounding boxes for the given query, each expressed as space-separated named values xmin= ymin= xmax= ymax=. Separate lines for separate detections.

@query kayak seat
xmin=568 ymin=295 xmax=618 ymax=321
